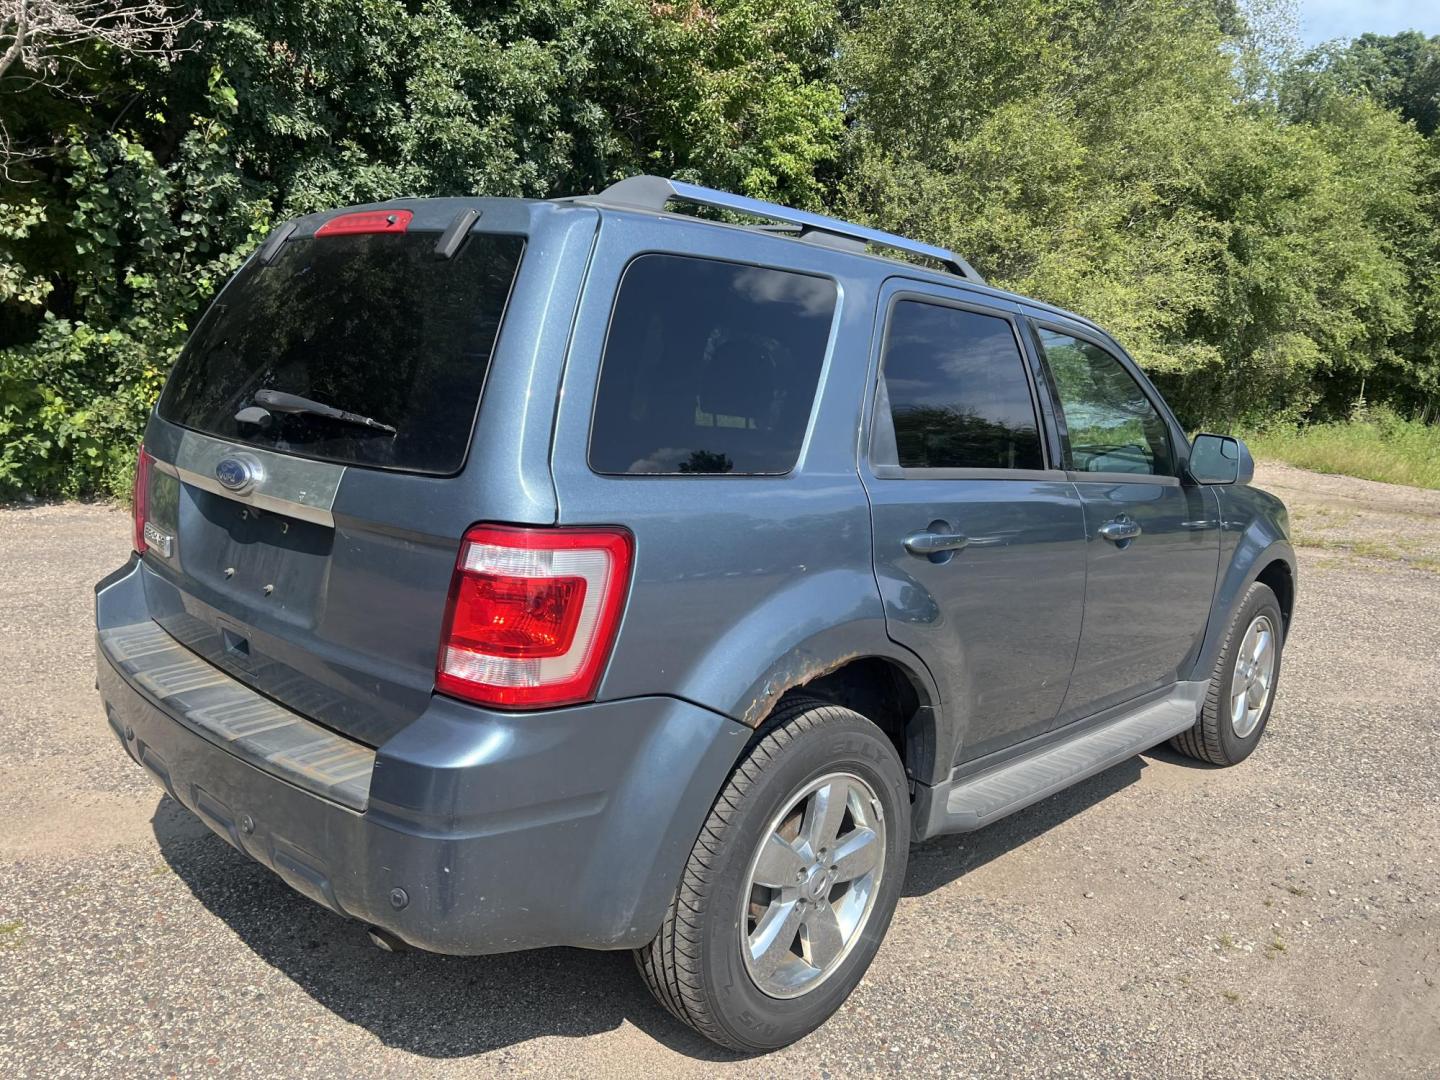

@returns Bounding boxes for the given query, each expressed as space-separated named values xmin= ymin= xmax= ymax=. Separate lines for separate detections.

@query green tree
xmin=839 ymin=0 xmax=1432 ymax=427
xmin=4 ymin=0 xmax=1439 ymax=500
xmin=1278 ymin=31 xmax=1440 ymax=420
xmin=1283 ymin=31 xmax=1440 ymax=136
xmin=0 ymin=0 xmax=845 ymax=499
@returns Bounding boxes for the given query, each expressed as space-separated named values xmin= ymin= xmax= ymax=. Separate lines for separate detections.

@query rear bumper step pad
xmin=98 ymin=621 xmax=374 ymax=810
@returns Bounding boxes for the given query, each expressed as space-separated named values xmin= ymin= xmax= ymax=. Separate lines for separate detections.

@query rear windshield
xmin=158 ymin=230 xmax=524 ymax=474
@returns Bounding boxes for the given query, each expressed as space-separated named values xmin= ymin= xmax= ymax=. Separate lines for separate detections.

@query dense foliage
xmin=841 ymin=2 xmax=1439 ymax=426
xmin=1 ymin=0 xmax=1437 ymax=499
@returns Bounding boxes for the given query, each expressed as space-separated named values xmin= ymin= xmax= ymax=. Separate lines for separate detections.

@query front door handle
xmin=904 ymin=529 xmax=970 ymax=556
xmin=1098 ymin=516 xmax=1142 ymax=543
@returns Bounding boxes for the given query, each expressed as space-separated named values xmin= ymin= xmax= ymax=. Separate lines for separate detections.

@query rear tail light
xmin=435 ymin=524 xmax=633 ymax=709
xmin=132 ymin=445 xmax=153 ymax=555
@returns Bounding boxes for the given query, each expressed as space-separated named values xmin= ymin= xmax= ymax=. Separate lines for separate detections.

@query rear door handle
xmin=1098 ymin=517 xmax=1142 ymax=543
xmin=903 ymin=530 xmax=970 ymax=556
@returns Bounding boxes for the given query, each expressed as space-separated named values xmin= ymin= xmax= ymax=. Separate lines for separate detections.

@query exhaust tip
xmin=366 ymin=926 xmax=410 ymax=953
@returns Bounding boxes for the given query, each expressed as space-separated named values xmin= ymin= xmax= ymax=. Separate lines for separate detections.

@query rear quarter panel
xmin=549 ymin=215 xmax=937 ymax=759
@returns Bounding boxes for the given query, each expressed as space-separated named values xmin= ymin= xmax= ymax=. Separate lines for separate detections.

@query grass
xmin=0 ymin=919 xmax=23 ymax=949
xmin=1285 ymin=530 xmax=1440 ymax=573
xmin=1242 ymin=413 xmax=1440 ymax=491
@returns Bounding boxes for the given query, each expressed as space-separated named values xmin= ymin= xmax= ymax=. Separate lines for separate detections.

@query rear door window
xmin=588 ymin=254 xmax=837 ymax=475
xmin=158 ymin=231 xmax=524 ymax=474
xmin=875 ymin=300 xmax=1045 ymax=470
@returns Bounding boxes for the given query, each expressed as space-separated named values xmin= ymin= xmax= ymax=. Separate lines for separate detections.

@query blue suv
xmin=96 ymin=176 xmax=1295 ymax=1051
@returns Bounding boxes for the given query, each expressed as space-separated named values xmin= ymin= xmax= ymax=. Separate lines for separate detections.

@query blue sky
xmin=1296 ymin=0 xmax=1440 ymax=45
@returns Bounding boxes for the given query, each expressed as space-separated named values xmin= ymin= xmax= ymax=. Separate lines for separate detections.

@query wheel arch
xmin=663 ymin=564 xmax=948 ymax=784
xmin=777 ymin=653 xmax=942 ymax=787
xmin=1255 ymin=557 xmax=1295 ymax=635
xmin=1193 ymin=527 xmax=1296 ymax=682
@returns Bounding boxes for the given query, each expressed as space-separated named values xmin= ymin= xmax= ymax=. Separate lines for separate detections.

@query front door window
xmin=1036 ymin=329 xmax=1174 ymax=477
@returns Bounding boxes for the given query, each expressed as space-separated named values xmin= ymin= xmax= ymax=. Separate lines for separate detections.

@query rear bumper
xmin=96 ymin=556 xmax=749 ymax=955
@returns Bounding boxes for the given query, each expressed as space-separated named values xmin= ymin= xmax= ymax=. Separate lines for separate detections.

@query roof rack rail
xmin=577 ymin=175 xmax=986 ymax=284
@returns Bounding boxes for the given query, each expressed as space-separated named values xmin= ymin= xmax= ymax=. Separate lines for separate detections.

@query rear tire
xmin=635 ymin=696 xmax=909 ymax=1052
xmin=1171 ymin=581 xmax=1284 ymax=766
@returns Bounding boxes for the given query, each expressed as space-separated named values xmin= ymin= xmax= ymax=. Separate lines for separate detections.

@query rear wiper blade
xmin=250 ymin=389 xmax=397 ymax=435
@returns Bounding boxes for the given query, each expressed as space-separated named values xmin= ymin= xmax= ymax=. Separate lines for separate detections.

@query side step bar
xmin=913 ymin=682 xmax=1206 ymax=839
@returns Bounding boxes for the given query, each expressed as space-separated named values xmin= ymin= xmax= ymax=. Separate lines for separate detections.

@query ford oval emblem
xmin=215 ymin=456 xmax=254 ymax=492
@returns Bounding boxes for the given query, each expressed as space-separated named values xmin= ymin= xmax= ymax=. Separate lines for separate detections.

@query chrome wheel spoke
xmin=829 ymin=826 xmax=880 ymax=883
xmin=1250 ymin=672 xmax=1269 ymax=707
xmin=1250 ymin=628 xmax=1270 ymax=666
xmin=751 ymin=833 xmax=807 ymax=889
xmin=801 ymin=780 xmax=848 ymax=856
xmin=1230 ymin=666 xmax=1250 ymax=713
xmin=748 ymin=900 xmax=804 ymax=978
xmin=800 ymin=904 xmax=845 ymax=969
xmin=1256 ymin=637 xmax=1275 ymax=679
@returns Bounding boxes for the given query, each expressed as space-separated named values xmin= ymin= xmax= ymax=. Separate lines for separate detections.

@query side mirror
xmin=1187 ymin=433 xmax=1254 ymax=486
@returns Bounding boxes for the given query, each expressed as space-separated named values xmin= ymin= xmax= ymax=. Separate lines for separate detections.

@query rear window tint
xmin=588 ymin=254 xmax=836 ymax=475
xmin=877 ymin=301 xmax=1044 ymax=470
xmin=158 ymin=231 xmax=524 ymax=474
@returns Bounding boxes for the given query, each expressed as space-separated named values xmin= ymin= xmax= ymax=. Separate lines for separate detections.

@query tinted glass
xmin=158 ymin=232 xmax=524 ymax=474
xmin=1038 ymin=329 xmax=1175 ymax=476
xmin=879 ymin=301 xmax=1044 ymax=470
xmin=589 ymin=255 xmax=836 ymax=475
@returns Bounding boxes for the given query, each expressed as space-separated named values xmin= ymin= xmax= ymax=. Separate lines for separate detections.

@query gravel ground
xmin=1 ymin=464 xmax=1436 ymax=1078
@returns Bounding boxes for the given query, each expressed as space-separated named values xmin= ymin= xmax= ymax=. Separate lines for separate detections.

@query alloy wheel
xmin=1230 ymin=614 xmax=1277 ymax=739
xmin=739 ymin=772 xmax=887 ymax=999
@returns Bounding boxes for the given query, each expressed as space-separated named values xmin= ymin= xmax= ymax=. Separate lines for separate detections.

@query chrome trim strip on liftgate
xmin=155 ymin=429 xmax=346 ymax=527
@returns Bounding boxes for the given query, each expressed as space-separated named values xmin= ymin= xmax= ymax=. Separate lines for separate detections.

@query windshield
xmin=158 ymin=230 xmax=525 ymax=474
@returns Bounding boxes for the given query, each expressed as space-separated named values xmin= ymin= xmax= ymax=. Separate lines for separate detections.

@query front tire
xmin=1171 ymin=581 xmax=1285 ymax=766
xmin=635 ymin=696 xmax=910 ymax=1052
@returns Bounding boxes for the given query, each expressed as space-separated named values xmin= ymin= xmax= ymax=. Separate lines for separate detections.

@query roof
xmin=567 ymin=175 xmax=1106 ymax=337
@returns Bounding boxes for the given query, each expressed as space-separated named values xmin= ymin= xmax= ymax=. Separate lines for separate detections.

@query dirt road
xmin=1 ymin=463 xmax=1436 ymax=1077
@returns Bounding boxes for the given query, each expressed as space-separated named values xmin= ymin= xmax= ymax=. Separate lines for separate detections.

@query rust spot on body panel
xmin=741 ymin=650 xmax=865 ymax=727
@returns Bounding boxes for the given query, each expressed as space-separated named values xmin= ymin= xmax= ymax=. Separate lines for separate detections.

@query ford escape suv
xmin=96 ymin=175 xmax=1295 ymax=1051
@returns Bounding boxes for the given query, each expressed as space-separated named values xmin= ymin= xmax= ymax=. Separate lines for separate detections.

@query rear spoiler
xmin=255 ymin=207 xmax=483 ymax=266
